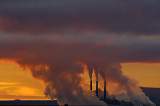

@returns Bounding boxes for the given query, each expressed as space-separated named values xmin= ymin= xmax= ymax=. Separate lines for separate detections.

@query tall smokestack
xmin=104 ymin=80 xmax=106 ymax=99
xmin=96 ymin=81 xmax=98 ymax=97
xmin=90 ymin=79 xmax=92 ymax=91
xmin=87 ymin=62 xmax=93 ymax=91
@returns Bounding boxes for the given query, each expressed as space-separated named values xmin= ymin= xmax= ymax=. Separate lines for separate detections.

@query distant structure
xmin=92 ymin=78 xmax=133 ymax=105
xmin=104 ymin=80 xmax=106 ymax=99
xmin=90 ymin=79 xmax=92 ymax=91
xmin=96 ymin=81 xmax=98 ymax=97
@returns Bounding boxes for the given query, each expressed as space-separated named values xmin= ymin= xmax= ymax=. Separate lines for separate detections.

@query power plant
xmin=87 ymin=63 xmax=135 ymax=105
xmin=89 ymin=75 xmax=133 ymax=105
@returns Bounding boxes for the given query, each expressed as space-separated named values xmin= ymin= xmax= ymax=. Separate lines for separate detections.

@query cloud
xmin=0 ymin=0 xmax=160 ymax=35
xmin=0 ymin=33 xmax=157 ymax=104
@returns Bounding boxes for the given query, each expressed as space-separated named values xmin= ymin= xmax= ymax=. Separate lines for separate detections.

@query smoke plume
xmin=94 ymin=64 xmax=99 ymax=81
xmin=87 ymin=62 xmax=93 ymax=80
xmin=87 ymin=62 xmax=154 ymax=105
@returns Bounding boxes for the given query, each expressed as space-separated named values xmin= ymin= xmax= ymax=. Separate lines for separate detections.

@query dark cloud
xmin=0 ymin=0 xmax=160 ymax=35
xmin=0 ymin=37 xmax=160 ymax=63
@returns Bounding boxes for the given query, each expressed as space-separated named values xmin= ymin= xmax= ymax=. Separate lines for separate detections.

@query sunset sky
xmin=0 ymin=61 xmax=160 ymax=100
xmin=0 ymin=0 xmax=160 ymax=104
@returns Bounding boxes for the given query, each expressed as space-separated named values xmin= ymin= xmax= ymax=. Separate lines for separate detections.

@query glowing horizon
xmin=0 ymin=60 xmax=159 ymax=100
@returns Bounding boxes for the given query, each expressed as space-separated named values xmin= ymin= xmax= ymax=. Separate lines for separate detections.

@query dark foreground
xmin=0 ymin=100 xmax=58 ymax=106
xmin=141 ymin=87 xmax=160 ymax=105
xmin=0 ymin=87 xmax=159 ymax=105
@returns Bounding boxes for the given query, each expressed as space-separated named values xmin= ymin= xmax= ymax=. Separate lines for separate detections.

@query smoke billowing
xmin=87 ymin=62 xmax=93 ymax=80
xmin=89 ymin=62 xmax=154 ymax=105
xmin=0 ymin=0 xmax=159 ymax=105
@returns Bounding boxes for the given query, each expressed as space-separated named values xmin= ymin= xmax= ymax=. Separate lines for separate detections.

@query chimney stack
xmin=90 ymin=79 xmax=92 ymax=91
xmin=96 ymin=81 xmax=98 ymax=97
xmin=104 ymin=80 xmax=106 ymax=99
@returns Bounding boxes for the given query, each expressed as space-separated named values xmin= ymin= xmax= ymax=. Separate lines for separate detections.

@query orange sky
xmin=122 ymin=63 xmax=160 ymax=88
xmin=0 ymin=60 xmax=48 ymax=100
xmin=0 ymin=60 xmax=160 ymax=100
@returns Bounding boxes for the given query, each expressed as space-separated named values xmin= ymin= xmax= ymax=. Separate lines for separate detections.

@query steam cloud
xmin=0 ymin=0 xmax=159 ymax=105
xmin=0 ymin=41 xmax=154 ymax=105
xmin=87 ymin=62 xmax=93 ymax=80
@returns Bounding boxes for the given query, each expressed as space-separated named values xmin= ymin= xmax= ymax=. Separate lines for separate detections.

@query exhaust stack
xmin=96 ymin=81 xmax=98 ymax=97
xmin=104 ymin=80 xmax=106 ymax=99
xmin=90 ymin=79 xmax=92 ymax=91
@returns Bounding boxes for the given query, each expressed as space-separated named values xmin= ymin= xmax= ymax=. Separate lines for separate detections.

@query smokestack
xmin=104 ymin=80 xmax=106 ymax=99
xmin=90 ymin=79 xmax=92 ymax=91
xmin=96 ymin=81 xmax=98 ymax=97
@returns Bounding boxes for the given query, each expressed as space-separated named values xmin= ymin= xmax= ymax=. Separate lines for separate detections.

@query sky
xmin=0 ymin=0 xmax=160 ymax=105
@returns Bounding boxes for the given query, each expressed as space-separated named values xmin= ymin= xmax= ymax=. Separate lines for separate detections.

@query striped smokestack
xmin=104 ymin=80 xmax=106 ymax=99
xmin=96 ymin=81 xmax=98 ymax=97
xmin=90 ymin=79 xmax=92 ymax=91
